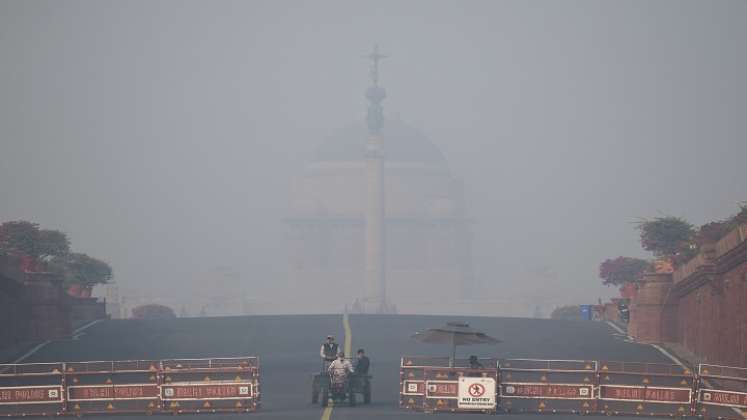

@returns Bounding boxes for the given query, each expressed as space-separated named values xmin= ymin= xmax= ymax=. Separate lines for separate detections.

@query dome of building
xmin=287 ymin=51 xmax=473 ymax=313
xmin=313 ymin=118 xmax=449 ymax=168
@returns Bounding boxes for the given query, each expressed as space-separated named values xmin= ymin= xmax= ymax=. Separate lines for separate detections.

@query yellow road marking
xmin=321 ymin=403 xmax=333 ymax=420
xmin=321 ymin=313 xmax=352 ymax=420
xmin=343 ymin=312 xmax=352 ymax=355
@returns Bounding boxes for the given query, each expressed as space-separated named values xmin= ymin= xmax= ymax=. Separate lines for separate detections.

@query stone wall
xmin=628 ymin=223 xmax=747 ymax=367
xmin=23 ymin=272 xmax=72 ymax=340
xmin=603 ymin=300 xmax=622 ymax=324
xmin=0 ymin=256 xmax=76 ymax=349
xmin=70 ymin=297 xmax=107 ymax=326
xmin=0 ymin=256 xmax=30 ymax=349
xmin=675 ymin=263 xmax=747 ymax=367
xmin=0 ymin=274 xmax=29 ymax=349
xmin=629 ymin=272 xmax=678 ymax=344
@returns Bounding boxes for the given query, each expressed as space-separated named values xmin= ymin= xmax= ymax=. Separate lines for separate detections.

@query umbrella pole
xmin=450 ymin=335 xmax=456 ymax=368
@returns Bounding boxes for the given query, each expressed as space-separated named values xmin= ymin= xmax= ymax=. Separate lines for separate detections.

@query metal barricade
xmin=0 ymin=363 xmax=65 ymax=417
xmin=696 ymin=364 xmax=747 ymax=420
xmin=400 ymin=356 xmax=428 ymax=410
xmin=597 ymin=361 xmax=694 ymax=417
xmin=64 ymin=360 xmax=161 ymax=414
xmin=422 ymin=366 xmax=498 ymax=414
xmin=399 ymin=356 xmax=497 ymax=413
xmin=498 ymin=359 xmax=597 ymax=414
xmin=0 ymin=356 xmax=260 ymax=417
xmin=161 ymin=357 xmax=260 ymax=413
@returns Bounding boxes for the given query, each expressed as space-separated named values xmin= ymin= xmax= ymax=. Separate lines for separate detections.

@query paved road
xmin=21 ymin=314 xmax=672 ymax=419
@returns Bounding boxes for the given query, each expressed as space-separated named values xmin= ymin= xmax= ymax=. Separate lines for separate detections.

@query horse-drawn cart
xmin=311 ymin=361 xmax=371 ymax=407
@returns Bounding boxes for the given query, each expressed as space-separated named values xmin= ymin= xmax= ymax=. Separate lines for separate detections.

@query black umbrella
xmin=411 ymin=322 xmax=501 ymax=367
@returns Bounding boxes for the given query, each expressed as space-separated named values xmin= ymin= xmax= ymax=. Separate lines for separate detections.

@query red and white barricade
xmin=498 ymin=359 xmax=597 ymax=414
xmin=0 ymin=363 xmax=65 ymax=417
xmin=403 ymin=356 xmax=704 ymax=418
xmin=596 ymin=361 xmax=694 ymax=417
xmin=64 ymin=360 xmax=161 ymax=414
xmin=0 ymin=356 xmax=259 ymax=417
xmin=400 ymin=356 xmax=498 ymax=414
xmin=161 ymin=357 xmax=259 ymax=413
xmin=696 ymin=364 xmax=747 ymax=420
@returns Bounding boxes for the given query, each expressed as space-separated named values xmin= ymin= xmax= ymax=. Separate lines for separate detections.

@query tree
xmin=0 ymin=221 xmax=39 ymax=256
xmin=49 ymin=253 xmax=113 ymax=288
xmin=695 ymin=221 xmax=731 ymax=245
xmin=132 ymin=304 xmax=176 ymax=319
xmin=550 ymin=305 xmax=582 ymax=320
xmin=637 ymin=216 xmax=695 ymax=259
xmin=695 ymin=203 xmax=747 ymax=245
xmin=599 ymin=257 xmax=649 ymax=287
xmin=36 ymin=229 xmax=71 ymax=260
xmin=0 ymin=221 xmax=70 ymax=268
xmin=733 ymin=202 xmax=747 ymax=225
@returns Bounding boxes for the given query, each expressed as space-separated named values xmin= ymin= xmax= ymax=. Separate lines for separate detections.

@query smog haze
xmin=1 ymin=0 xmax=745 ymax=316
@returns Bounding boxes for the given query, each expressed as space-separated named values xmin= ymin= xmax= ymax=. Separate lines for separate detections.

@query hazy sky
xmin=1 ymin=0 xmax=745 ymax=310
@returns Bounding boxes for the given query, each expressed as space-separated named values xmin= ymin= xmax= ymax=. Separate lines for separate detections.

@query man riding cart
xmin=312 ymin=349 xmax=372 ymax=406
xmin=319 ymin=335 xmax=339 ymax=369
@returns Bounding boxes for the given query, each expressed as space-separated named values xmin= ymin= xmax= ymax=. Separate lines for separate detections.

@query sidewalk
xmin=658 ymin=342 xmax=705 ymax=370
xmin=0 ymin=340 xmax=44 ymax=364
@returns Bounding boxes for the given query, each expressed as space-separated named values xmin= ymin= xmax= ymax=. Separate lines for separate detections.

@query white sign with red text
xmin=457 ymin=377 xmax=496 ymax=410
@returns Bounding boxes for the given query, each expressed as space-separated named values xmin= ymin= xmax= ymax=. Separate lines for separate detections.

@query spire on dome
xmin=364 ymin=45 xmax=387 ymax=135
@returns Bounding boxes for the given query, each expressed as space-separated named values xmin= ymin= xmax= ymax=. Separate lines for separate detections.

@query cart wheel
xmin=312 ymin=376 xmax=320 ymax=404
xmin=363 ymin=383 xmax=371 ymax=404
xmin=321 ymin=388 xmax=329 ymax=407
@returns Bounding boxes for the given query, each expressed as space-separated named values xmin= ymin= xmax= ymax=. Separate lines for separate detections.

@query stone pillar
xmin=606 ymin=298 xmax=622 ymax=324
xmin=365 ymin=134 xmax=386 ymax=310
xmin=105 ymin=283 xmax=122 ymax=319
xmin=23 ymin=272 xmax=72 ymax=340
xmin=630 ymin=272 xmax=677 ymax=343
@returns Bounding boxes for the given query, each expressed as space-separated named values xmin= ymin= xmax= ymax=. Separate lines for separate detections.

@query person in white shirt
xmin=327 ymin=352 xmax=356 ymax=405
xmin=328 ymin=352 xmax=354 ymax=382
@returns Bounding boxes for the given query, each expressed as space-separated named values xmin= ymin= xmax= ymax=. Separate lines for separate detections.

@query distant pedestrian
xmin=355 ymin=349 xmax=370 ymax=375
xmin=469 ymin=355 xmax=483 ymax=369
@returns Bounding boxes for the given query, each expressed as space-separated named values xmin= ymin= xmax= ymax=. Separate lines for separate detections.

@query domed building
xmin=287 ymin=49 xmax=473 ymax=313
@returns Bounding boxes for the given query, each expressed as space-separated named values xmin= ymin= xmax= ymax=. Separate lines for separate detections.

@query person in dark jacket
xmin=355 ymin=349 xmax=370 ymax=375
xmin=469 ymin=355 xmax=484 ymax=369
xmin=320 ymin=336 xmax=339 ymax=369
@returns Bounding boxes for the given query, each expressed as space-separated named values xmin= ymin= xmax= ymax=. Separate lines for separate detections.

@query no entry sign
xmin=457 ymin=377 xmax=495 ymax=410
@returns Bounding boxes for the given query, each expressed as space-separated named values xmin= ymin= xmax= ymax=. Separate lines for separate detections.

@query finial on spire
xmin=365 ymin=44 xmax=388 ymax=87
xmin=364 ymin=45 xmax=387 ymax=135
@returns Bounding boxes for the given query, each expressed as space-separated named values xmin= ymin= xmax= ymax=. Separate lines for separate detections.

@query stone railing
xmin=672 ymin=223 xmax=747 ymax=285
xmin=714 ymin=223 xmax=747 ymax=259
xmin=672 ymin=251 xmax=710 ymax=285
